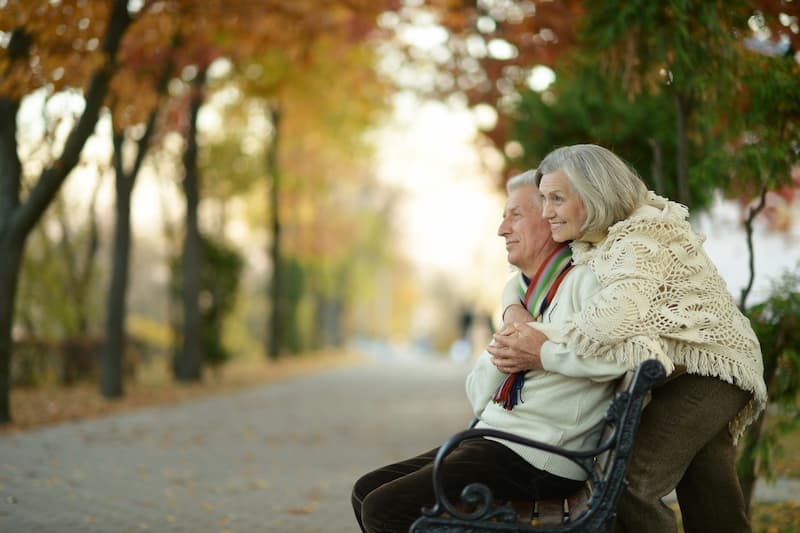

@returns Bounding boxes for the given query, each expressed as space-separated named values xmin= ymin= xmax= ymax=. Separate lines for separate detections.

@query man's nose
xmin=497 ymin=218 xmax=509 ymax=236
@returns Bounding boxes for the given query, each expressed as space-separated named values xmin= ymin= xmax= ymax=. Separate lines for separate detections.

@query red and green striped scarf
xmin=492 ymin=244 xmax=574 ymax=410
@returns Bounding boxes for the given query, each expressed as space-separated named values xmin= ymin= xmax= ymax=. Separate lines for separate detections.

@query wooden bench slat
xmin=533 ymin=499 xmax=566 ymax=525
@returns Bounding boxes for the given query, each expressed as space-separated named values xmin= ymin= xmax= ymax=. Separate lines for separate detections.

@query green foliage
xmin=201 ymin=236 xmax=244 ymax=367
xmin=271 ymin=256 xmax=307 ymax=355
xmin=511 ymin=64 xmax=714 ymax=209
xmin=15 ymin=210 xmax=103 ymax=339
xmin=581 ymin=0 xmax=749 ymax=99
xmin=510 ymin=0 xmax=797 ymax=214
xmin=749 ymin=266 xmax=800 ymax=409
xmin=739 ymin=266 xmax=800 ymax=482
xmin=697 ymin=51 xmax=800 ymax=200
xmin=512 ymin=66 xmax=673 ymax=186
xmin=170 ymin=235 xmax=244 ymax=369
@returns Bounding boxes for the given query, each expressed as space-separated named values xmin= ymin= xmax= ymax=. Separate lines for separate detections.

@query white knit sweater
xmin=533 ymin=193 xmax=766 ymax=440
xmin=468 ymin=265 xmax=628 ymax=480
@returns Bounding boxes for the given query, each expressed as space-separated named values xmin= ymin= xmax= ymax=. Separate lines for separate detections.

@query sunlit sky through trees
xmin=21 ymin=83 xmax=799 ymax=331
xmin=8 ymin=1 xmax=800 ymax=347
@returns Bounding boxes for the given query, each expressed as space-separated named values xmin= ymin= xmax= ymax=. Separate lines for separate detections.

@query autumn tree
xmin=0 ymin=0 xmax=134 ymax=423
xmin=102 ymin=9 xmax=182 ymax=397
xmin=15 ymin=170 xmax=104 ymax=384
xmin=148 ymin=2 xmax=233 ymax=382
xmin=224 ymin=1 xmax=395 ymax=359
xmin=14 ymin=99 xmax=104 ymax=346
xmin=381 ymin=0 xmax=581 ymax=181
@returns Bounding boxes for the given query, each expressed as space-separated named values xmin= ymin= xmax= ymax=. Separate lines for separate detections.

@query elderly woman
xmin=490 ymin=144 xmax=766 ymax=533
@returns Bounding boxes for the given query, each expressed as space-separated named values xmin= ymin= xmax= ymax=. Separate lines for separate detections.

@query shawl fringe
xmin=559 ymin=321 xmax=767 ymax=443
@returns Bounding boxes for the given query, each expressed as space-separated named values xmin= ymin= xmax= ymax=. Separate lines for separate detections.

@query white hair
xmin=505 ymin=169 xmax=538 ymax=194
xmin=534 ymin=144 xmax=648 ymax=233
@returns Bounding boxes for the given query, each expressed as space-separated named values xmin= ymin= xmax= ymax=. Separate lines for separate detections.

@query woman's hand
xmin=502 ymin=304 xmax=530 ymax=328
xmin=487 ymin=322 xmax=548 ymax=374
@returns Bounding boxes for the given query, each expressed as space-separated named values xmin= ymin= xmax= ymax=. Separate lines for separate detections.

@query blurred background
xmin=0 ymin=0 xmax=798 ymax=424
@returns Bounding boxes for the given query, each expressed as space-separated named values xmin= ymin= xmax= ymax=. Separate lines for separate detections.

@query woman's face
xmin=538 ymin=170 xmax=588 ymax=242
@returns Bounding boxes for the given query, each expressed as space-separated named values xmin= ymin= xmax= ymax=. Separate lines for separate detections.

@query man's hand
xmin=487 ymin=323 xmax=548 ymax=374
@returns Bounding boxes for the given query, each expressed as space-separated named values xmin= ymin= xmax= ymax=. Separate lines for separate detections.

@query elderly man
xmin=351 ymin=170 xmax=627 ymax=533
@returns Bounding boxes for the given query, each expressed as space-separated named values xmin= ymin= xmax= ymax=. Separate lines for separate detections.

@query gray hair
xmin=505 ymin=169 xmax=538 ymax=194
xmin=534 ymin=144 xmax=648 ymax=234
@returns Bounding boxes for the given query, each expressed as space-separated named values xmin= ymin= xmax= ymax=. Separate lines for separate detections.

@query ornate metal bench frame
xmin=410 ymin=359 xmax=667 ymax=532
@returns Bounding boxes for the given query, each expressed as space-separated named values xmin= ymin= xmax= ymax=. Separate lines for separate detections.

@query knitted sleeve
xmin=501 ymin=273 xmax=523 ymax=318
xmin=535 ymin=266 xmax=629 ymax=381
xmin=465 ymin=349 xmax=506 ymax=417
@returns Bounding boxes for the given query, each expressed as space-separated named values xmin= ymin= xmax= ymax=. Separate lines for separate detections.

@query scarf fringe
xmin=492 ymin=371 xmax=525 ymax=410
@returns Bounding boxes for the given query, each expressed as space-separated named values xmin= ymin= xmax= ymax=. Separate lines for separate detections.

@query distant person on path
xmin=351 ymin=170 xmax=628 ymax=533
xmin=491 ymin=144 xmax=767 ymax=533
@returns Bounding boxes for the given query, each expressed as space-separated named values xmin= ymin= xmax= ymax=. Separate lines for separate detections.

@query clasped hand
xmin=487 ymin=304 xmax=547 ymax=374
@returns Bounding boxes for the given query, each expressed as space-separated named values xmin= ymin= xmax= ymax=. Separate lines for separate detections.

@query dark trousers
xmin=615 ymin=373 xmax=752 ymax=533
xmin=352 ymin=437 xmax=582 ymax=533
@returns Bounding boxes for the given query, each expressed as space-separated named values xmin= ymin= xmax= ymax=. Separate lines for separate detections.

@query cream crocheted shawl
xmin=539 ymin=192 xmax=766 ymax=440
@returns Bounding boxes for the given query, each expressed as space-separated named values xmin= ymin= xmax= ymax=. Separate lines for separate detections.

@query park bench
xmin=409 ymin=359 xmax=667 ymax=533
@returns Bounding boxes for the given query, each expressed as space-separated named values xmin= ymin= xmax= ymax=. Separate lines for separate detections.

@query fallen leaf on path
xmin=286 ymin=504 xmax=316 ymax=515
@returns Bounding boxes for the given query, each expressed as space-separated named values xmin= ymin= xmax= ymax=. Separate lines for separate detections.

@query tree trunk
xmin=739 ymin=189 xmax=768 ymax=310
xmin=647 ymin=137 xmax=665 ymax=195
xmin=0 ymin=96 xmax=24 ymax=422
xmin=266 ymin=103 xmax=283 ymax=360
xmin=0 ymin=0 xmax=131 ymax=423
xmin=102 ymin=133 xmax=132 ymax=397
xmin=736 ymin=186 xmax=771 ymax=515
xmin=174 ymin=69 xmax=207 ymax=382
xmin=0 ymin=237 xmax=24 ymax=423
xmin=674 ymin=92 xmax=693 ymax=208
xmin=102 ymin=54 xmax=173 ymax=398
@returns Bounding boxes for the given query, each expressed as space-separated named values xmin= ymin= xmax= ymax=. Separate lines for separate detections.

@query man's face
xmin=497 ymin=185 xmax=554 ymax=274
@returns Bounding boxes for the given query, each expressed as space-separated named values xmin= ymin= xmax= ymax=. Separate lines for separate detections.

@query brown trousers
xmin=352 ymin=437 xmax=582 ymax=533
xmin=614 ymin=373 xmax=752 ymax=533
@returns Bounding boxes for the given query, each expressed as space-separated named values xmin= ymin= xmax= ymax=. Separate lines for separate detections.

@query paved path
xmin=1 ymin=355 xmax=798 ymax=532
xmin=0 ymin=356 xmax=472 ymax=533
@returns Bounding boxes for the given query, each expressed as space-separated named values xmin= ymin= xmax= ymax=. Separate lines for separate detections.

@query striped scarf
xmin=492 ymin=244 xmax=574 ymax=410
